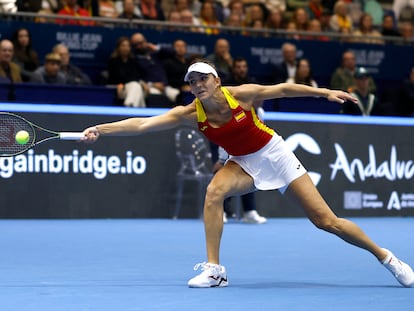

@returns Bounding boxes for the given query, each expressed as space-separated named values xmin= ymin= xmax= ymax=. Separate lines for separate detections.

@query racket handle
xmin=59 ymin=132 xmax=84 ymax=140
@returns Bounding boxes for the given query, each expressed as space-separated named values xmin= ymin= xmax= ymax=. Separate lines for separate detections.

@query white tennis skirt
xmin=228 ymin=134 xmax=307 ymax=193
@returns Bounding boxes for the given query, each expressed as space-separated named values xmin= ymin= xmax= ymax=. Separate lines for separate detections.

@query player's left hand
xmin=327 ymin=90 xmax=357 ymax=104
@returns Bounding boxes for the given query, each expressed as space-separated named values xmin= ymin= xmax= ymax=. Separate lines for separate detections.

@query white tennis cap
xmin=184 ymin=62 xmax=219 ymax=82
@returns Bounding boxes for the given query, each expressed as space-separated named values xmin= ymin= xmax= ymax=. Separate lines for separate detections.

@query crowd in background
xmin=3 ymin=0 xmax=413 ymax=42
xmin=0 ymin=0 xmax=414 ymax=116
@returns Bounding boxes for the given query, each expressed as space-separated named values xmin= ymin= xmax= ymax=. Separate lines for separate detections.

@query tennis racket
xmin=0 ymin=112 xmax=84 ymax=157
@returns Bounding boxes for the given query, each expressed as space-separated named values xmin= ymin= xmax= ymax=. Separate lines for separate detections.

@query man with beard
xmin=130 ymin=32 xmax=179 ymax=107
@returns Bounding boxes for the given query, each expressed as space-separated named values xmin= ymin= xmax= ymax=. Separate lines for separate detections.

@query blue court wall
xmin=0 ymin=20 xmax=412 ymax=87
xmin=0 ymin=103 xmax=413 ymax=219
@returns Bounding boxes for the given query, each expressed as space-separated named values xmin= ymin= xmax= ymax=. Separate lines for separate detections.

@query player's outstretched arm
xmin=240 ymin=83 xmax=357 ymax=104
xmin=82 ymin=104 xmax=197 ymax=143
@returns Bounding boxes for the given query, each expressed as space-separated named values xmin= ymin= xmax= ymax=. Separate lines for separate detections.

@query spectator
xmin=265 ymin=7 xmax=284 ymax=31
xmin=329 ymin=0 xmax=353 ymax=33
xmin=286 ymin=58 xmax=318 ymax=87
xmin=206 ymin=38 xmax=233 ymax=81
xmin=0 ymin=39 xmax=22 ymax=101
xmin=30 ymin=53 xmax=66 ymax=84
xmin=131 ymin=32 xmax=179 ymax=106
xmin=52 ymin=43 xmax=91 ymax=85
xmin=107 ymin=36 xmax=146 ymax=107
xmin=199 ymin=1 xmax=221 ymax=34
xmin=223 ymin=0 xmax=245 ymax=21
xmin=116 ymin=0 xmax=142 ymax=19
xmin=292 ymin=7 xmax=309 ymax=31
xmin=11 ymin=27 xmax=40 ymax=82
xmin=57 ymin=0 xmax=95 ymax=26
xmin=98 ymin=0 xmax=119 ymax=18
xmin=319 ymin=7 xmax=332 ymax=31
xmin=330 ymin=50 xmax=376 ymax=94
xmin=304 ymin=0 xmax=324 ymax=20
xmin=180 ymin=9 xmax=202 ymax=32
xmin=224 ymin=12 xmax=243 ymax=27
xmin=381 ymin=13 xmax=401 ymax=39
xmin=352 ymin=13 xmax=384 ymax=44
xmin=399 ymin=21 xmax=414 ymax=42
xmin=306 ymin=18 xmax=330 ymax=41
xmin=397 ymin=66 xmax=414 ymax=116
xmin=244 ymin=3 xmax=267 ymax=27
xmin=341 ymin=67 xmax=381 ymax=116
xmin=162 ymin=39 xmax=192 ymax=105
xmin=139 ymin=0 xmax=165 ymax=21
xmin=270 ymin=42 xmax=297 ymax=84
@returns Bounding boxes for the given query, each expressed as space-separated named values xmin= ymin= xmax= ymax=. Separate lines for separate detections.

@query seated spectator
xmin=341 ymin=67 xmax=381 ymax=116
xmin=265 ymin=7 xmax=284 ymax=31
xmin=206 ymin=38 xmax=233 ymax=81
xmin=98 ymin=0 xmax=119 ymax=18
xmin=223 ymin=0 xmax=245 ymax=21
xmin=57 ymin=0 xmax=95 ymax=26
xmin=304 ymin=0 xmax=324 ymax=20
xmin=30 ymin=53 xmax=66 ymax=84
xmin=52 ymin=43 xmax=91 ymax=85
xmin=139 ymin=0 xmax=165 ymax=21
xmin=291 ymin=7 xmax=309 ymax=31
xmin=162 ymin=39 xmax=192 ymax=105
xmin=381 ymin=13 xmax=401 ymax=39
xmin=286 ymin=58 xmax=318 ymax=87
xmin=116 ymin=0 xmax=142 ymax=19
xmin=329 ymin=0 xmax=353 ymax=33
xmin=0 ymin=39 xmax=22 ymax=101
xmin=305 ymin=18 xmax=330 ymax=41
xmin=244 ymin=3 xmax=267 ymax=27
xmin=270 ymin=42 xmax=297 ymax=84
xmin=11 ymin=27 xmax=39 ymax=82
xmin=199 ymin=1 xmax=221 ymax=34
xmin=352 ymin=13 xmax=384 ymax=44
xmin=107 ymin=36 xmax=146 ymax=107
xmin=180 ymin=9 xmax=202 ymax=32
xmin=399 ymin=21 xmax=414 ymax=42
xmin=131 ymin=32 xmax=179 ymax=106
xmin=330 ymin=50 xmax=376 ymax=94
xmin=397 ymin=66 xmax=414 ymax=116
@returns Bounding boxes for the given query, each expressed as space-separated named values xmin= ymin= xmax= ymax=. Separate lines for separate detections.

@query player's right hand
xmin=81 ymin=126 xmax=100 ymax=143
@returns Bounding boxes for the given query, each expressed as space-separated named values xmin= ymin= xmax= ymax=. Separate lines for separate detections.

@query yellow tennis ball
xmin=15 ymin=130 xmax=30 ymax=145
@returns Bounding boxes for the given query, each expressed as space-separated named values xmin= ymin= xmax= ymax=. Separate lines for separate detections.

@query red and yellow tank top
xmin=196 ymin=87 xmax=275 ymax=156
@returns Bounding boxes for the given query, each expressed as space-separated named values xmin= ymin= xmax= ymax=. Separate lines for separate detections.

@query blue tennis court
xmin=1 ymin=217 xmax=413 ymax=310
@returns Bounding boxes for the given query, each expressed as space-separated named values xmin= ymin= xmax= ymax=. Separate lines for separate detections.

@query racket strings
xmin=0 ymin=114 xmax=35 ymax=156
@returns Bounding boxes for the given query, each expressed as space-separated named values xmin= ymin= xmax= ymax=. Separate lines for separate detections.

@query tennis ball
xmin=15 ymin=130 xmax=30 ymax=145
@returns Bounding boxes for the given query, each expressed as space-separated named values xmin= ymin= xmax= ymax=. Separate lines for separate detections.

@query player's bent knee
xmin=205 ymin=183 xmax=226 ymax=205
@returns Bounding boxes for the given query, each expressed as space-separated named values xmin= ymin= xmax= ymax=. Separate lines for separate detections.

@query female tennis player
xmin=82 ymin=60 xmax=414 ymax=288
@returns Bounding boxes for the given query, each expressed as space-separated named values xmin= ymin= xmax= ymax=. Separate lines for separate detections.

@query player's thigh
xmin=210 ymin=160 xmax=255 ymax=198
xmin=284 ymin=173 xmax=337 ymax=221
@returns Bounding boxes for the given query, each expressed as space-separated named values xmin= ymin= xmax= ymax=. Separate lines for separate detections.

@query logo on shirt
xmin=200 ymin=125 xmax=208 ymax=131
xmin=234 ymin=111 xmax=246 ymax=122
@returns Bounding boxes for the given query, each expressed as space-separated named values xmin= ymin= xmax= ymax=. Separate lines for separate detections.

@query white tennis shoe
xmin=188 ymin=262 xmax=228 ymax=288
xmin=242 ymin=210 xmax=267 ymax=224
xmin=382 ymin=248 xmax=414 ymax=287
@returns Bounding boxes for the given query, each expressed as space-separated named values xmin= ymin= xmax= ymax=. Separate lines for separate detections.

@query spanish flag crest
xmin=234 ymin=110 xmax=246 ymax=122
